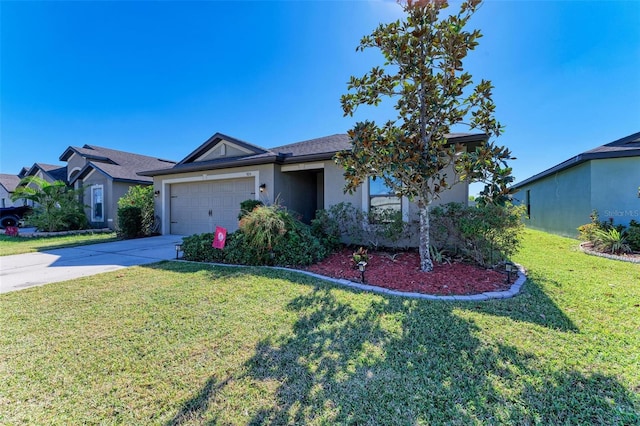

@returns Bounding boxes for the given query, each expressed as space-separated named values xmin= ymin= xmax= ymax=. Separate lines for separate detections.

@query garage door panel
xmin=170 ymin=178 xmax=254 ymax=235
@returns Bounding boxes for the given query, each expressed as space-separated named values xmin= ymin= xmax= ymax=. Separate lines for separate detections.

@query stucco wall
xmin=590 ymin=157 xmax=640 ymax=228
xmin=65 ymin=153 xmax=86 ymax=183
xmin=517 ymin=162 xmax=592 ymax=237
xmin=323 ymin=160 xmax=363 ymax=209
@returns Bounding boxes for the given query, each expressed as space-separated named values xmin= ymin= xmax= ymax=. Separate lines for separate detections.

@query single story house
xmin=59 ymin=144 xmax=176 ymax=230
xmin=140 ymin=132 xmax=487 ymax=236
xmin=512 ymin=131 xmax=640 ymax=237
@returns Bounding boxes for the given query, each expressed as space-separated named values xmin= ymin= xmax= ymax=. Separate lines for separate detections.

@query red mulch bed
xmin=304 ymin=248 xmax=511 ymax=296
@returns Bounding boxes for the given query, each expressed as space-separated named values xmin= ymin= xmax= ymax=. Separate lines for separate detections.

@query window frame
xmin=91 ymin=184 xmax=104 ymax=222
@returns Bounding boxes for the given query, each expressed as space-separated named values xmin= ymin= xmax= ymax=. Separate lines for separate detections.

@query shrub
xmin=310 ymin=209 xmax=342 ymax=251
xmin=12 ymin=177 xmax=88 ymax=232
xmin=593 ymin=228 xmax=631 ymax=254
xmin=183 ymin=204 xmax=329 ymax=267
xmin=118 ymin=186 xmax=155 ymax=236
xmin=181 ymin=232 xmax=226 ymax=263
xmin=239 ymin=204 xmax=328 ymax=266
xmin=625 ymin=220 xmax=640 ymax=251
xmin=313 ymin=202 xmax=412 ymax=250
xmin=117 ymin=206 xmax=142 ymax=239
xmin=430 ymin=202 xmax=525 ymax=267
xmin=238 ymin=199 xmax=264 ymax=220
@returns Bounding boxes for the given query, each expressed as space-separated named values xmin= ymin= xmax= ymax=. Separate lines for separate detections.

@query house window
xmin=91 ymin=185 xmax=104 ymax=222
xmin=526 ymin=190 xmax=531 ymax=218
xmin=369 ymin=176 xmax=401 ymax=220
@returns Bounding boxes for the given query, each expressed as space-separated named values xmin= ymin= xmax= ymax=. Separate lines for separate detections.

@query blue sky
xmin=1 ymin=1 xmax=639 ymax=193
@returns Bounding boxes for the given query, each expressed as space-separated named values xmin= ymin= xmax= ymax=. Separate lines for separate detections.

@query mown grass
xmin=0 ymin=229 xmax=638 ymax=424
xmin=0 ymin=232 xmax=119 ymax=256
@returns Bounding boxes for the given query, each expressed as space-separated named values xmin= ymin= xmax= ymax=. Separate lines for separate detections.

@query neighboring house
xmin=140 ymin=132 xmax=486 ymax=236
xmin=23 ymin=163 xmax=69 ymax=184
xmin=513 ymin=131 xmax=640 ymax=237
xmin=59 ymin=144 xmax=177 ymax=230
xmin=0 ymin=173 xmax=24 ymax=208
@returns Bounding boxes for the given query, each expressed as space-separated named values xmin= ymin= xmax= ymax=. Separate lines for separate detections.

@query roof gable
xmin=25 ymin=163 xmax=68 ymax=184
xmin=60 ymin=144 xmax=176 ymax=184
xmin=178 ymin=133 xmax=269 ymax=165
xmin=0 ymin=173 xmax=21 ymax=193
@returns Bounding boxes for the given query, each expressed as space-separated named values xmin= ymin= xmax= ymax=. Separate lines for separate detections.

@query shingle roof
xmin=62 ymin=144 xmax=176 ymax=184
xmin=0 ymin=173 xmax=21 ymax=193
xmin=25 ymin=163 xmax=68 ymax=184
xmin=140 ymin=132 xmax=487 ymax=176
xmin=271 ymin=134 xmax=352 ymax=157
xmin=513 ymin=131 xmax=640 ymax=189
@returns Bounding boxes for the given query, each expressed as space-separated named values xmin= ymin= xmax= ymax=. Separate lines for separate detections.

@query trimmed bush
xmin=117 ymin=206 xmax=142 ymax=239
xmin=117 ymin=186 xmax=155 ymax=236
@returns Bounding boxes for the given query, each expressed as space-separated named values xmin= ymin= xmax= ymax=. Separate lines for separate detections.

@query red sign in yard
xmin=5 ymin=226 xmax=19 ymax=236
xmin=212 ymin=226 xmax=227 ymax=249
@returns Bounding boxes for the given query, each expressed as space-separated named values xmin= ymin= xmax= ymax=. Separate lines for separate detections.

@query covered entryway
xmin=169 ymin=178 xmax=254 ymax=235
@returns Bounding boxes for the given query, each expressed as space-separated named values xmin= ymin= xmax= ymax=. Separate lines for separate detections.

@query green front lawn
xmin=0 ymin=229 xmax=638 ymax=424
xmin=0 ymin=232 xmax=119 ymax=256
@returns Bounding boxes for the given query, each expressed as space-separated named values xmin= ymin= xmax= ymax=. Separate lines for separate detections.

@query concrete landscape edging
xmin=195 ymin=261 xmax=528 ymax=301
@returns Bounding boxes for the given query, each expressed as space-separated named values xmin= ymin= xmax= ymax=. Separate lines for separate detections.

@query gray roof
xmin=141 ymin=132 xmax=486 ymax=177
xmin=25 ymin=163 xmax=68 ymax=184
xmin=0 ymin=173 xmax=21 ymax=193
xmin=61 ymin=144 xmax=177 ymax=184
xmin=513 ymin=131 xmax=640 ymax=189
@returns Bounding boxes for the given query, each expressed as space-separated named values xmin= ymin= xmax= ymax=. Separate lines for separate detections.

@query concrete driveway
xmin=0 ymin=235 xmax=185 ymax=294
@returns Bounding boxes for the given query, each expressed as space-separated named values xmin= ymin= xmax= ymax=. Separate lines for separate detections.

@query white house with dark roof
xmin=140 ymin=131 xmax=486 ymax=237
xmin=59 ymin=144 xmax=176 ymax=230
xmin=513 ymin=131 xmax=640 ymax=237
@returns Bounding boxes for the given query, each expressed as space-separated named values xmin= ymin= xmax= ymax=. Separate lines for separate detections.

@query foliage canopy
xmin=336 ymin=0 xmax=514 ymax=270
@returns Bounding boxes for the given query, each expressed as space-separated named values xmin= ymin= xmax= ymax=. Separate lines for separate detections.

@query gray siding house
xmin=513 ymin=131 xmax=640 ymax=237
xmin=141 ymin=132 xmax=486 ymax=236
xmin=59 ymin=145 xmax=176 ymax=230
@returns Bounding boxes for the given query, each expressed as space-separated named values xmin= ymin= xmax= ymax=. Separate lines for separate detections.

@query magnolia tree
xmin=336 ymin=0 xmax=514 ymax=272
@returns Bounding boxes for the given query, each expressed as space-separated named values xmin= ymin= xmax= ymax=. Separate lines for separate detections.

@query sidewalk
xmin=0 ymin=235 xmax=184 ymax=294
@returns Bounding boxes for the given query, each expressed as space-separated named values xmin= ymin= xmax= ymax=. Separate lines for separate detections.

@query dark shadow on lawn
xmin=165 ymin=375 xmax=232 ymax=426
xmin=466 ymin=277 xmax=579 ymax=332
xmin=150 ymin=264 xmax=636 ymax=424
xmin=241 ymin=287 xmax=637 ymax=424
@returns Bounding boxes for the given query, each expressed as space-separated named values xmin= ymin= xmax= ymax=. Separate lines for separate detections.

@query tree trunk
xmin=418 ymin=202 xmax=434 ymax=272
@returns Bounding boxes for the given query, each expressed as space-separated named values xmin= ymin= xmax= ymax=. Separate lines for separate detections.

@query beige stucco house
xmin=140 ymin=132 xmax=486 ymax=236
xmin=59 ymin=145 xmax=176 ymax=230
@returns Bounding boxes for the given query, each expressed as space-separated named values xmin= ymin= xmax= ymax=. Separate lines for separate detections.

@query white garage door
xmin=170 ymin=178 xmax=254 ymax=235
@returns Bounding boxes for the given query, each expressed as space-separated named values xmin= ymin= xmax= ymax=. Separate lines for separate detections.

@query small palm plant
xmin=593 ymin=228 xmax=631 ymax=254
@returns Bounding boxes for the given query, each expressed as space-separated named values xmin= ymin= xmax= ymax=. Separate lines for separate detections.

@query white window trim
xmin=160 ymin=170 xmax=259 ymax=235
xmin=91 ymin=184 xmax=104 ymax=222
